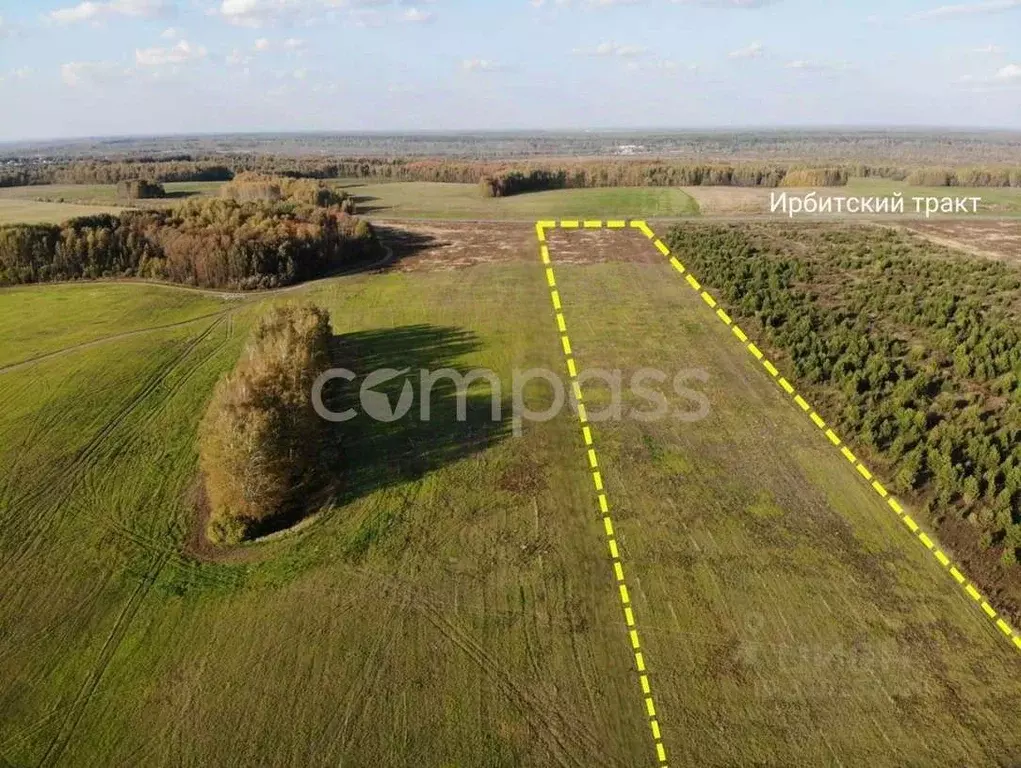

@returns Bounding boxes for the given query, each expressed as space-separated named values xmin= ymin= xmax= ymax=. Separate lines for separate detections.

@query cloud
xmin=60 ymin=61 xmax=131 ymax=86
xmin=531 ymin=0 xmax=643 ymax=7
xmin=217 ymin=0 xmax=424 ymax=28
xmin=910 ymin=0 xmax=1021 ymax=20
xmin=624 ymin=58 xmax=696 ymax=74
xmin=135 ymin=39 xmax=207 ymax=66
xmin=401 ymin=7 xmax=434 ymax=22
xmin=0 ymin=67 xmax=33 ymax=84
xmin=728 ymin=41 xmax=763 ymax=58
xmin=48 ymin=0 xmax=175 ymax=24
xmin=226 ymin=48 xmax=252 ymax=66
xmin=673 ymin=0 xmax=778 ymax=6
xmin=462 ymin=58 xmax=503 ymax=72
xmin=217 ymin=0 xmax=304 ymax=28
xmin=996 ymin=63 xmax=1021 ymax=79
xmin=251 ymin=36 xmax=305 ymax=53
xmin=784 ymin=59 xmax=849 ymax=74
xmin=955 ymin=62 xmax=1021 ymax=88
xmin=972 ymin=43 xmax=1006 ymax=53
xmin=160 ymin=26 xmax=180 ymax=38
xmin=573 ymin=42 xmax=647 ymax=57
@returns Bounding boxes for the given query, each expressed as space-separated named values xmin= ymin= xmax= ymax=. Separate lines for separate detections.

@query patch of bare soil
xmin=935 ymin=513 xmax=1021 ymax=627
xmin=377 ymin=220 xmax=535 ymax=271
xmin=376 ymin=220 xmax=663 ymax=271
xmin=545 ymin=228 xmax=661 ymax=265
xmin=902 ymin=220 xmax=1021 ymax=264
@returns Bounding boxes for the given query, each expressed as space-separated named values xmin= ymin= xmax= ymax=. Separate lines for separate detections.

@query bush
xmin=199 ymin=304 xmax=333 ymax=544
xmin=220 ymin=172 xmax=353 ymax=209
xmin=116 ymin=179 xmax=166 ymax=199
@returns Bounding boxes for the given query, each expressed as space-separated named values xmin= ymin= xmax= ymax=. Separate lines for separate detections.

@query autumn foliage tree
xmin=0 ymin=198 xmax=380 ymax=289
xmin=116 ymin=179 xmax=166 ymax=199
xmin=199 ymin=304 xmax=333 ymax=544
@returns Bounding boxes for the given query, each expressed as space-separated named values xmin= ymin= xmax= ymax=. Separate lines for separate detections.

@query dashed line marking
xmin=537 ymin=220 xmax=670 ymax=766
xmin=638 ymin=220 xmax=1020 ymax=656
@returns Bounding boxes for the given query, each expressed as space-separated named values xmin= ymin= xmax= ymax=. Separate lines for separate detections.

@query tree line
xmin=0 ymin=197 xmax=380 ymax=290
xmin=4 ymin=154 xmax=1020 ymax=191
xmin=664 ymin=223 xmax=1021 ymax=579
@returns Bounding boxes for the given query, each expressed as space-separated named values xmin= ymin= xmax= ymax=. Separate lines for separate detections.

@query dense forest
xmin=0 ymin=197 xmax=380 ymax=290
xmin=3 ymin=154 xmax=1020 ymax=192
xmin=665 ymin=223 xmax=1021 ymax=605
xmin=200 ymin=303 xmax=333 ymax=544
xmin=5 ymin=129 xmax=1019 ymax=164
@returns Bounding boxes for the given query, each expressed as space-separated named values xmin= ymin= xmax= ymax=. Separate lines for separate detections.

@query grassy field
xmin=334 ymin=181 xmax=701 ymax=219
xmin=0 ymin=181 xmax=698 ymax=224
xmin=1 ymin=222 xmax=1019 ymax=765
xmin=0 ymin=283 xmax=230 ymax=369
xmin=0 ymin=181 xmax=225 ymax=205
xmin=2 ymin=177 xmax=1019 ymax=226
xmin=0 ymin=182 xmax=224 ymax=224
xmin=0 ymin=199 xmax=126 ymax=225
xmin=685 ymin=177 xmax=1021 ymax=217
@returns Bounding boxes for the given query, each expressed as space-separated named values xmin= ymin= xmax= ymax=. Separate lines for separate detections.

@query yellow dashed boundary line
xmin=630 ymin=219 xmax=1021 ymax=655
xmin=536 ymin=220 xmax=670 ymax=767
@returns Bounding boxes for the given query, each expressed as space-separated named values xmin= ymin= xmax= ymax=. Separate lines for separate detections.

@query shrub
xmin=199 ymin=304 xmax=333 ymax=544
xmin=116 ymin=179 xmax=166 ymax=199
xmin=220 ymin=172 xmax=352 ymax=209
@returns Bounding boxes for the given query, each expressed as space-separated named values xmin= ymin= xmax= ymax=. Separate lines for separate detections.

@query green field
xmin=0 ymin=181 xmax=228 ymax=225
xmin=334 ymin=181 xmax=702 ymax=219
xmin=0 ymin=283 xmax=229 ymax=369
xmin=1 ymin=223 xmax=1019 ymax=766
xmin=0 ymin=181 xmax=699 ymax=224
xmin=0 ymin=199 xmax=127 ymax=225
xmin=842 ymin=178 xmax=1021 ymax=215
xmin=2 ymin=177 xmax=1019 ymax=226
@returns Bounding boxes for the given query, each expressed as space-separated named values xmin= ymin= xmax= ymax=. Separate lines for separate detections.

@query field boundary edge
xmin=540 ymin=216 xmax=1020 ymax=659
xmin=535 ymin=219 xmax=670 ymax=767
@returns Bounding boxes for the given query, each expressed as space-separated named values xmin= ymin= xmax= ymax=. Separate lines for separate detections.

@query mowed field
xmin=0 ymin=222 xmax=1019 ymax=766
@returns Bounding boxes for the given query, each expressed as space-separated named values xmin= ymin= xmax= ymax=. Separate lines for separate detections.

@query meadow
xmin=3 ymin=177 xmax=1021 ymax=227
xmin=1 ymin=221 xmax=1019 ymax=765
xmin=0 ymin=181 xmax=700 ymax=225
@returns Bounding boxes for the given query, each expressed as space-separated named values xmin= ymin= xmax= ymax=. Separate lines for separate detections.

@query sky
xmin=0 ymin=0 xmax=1019 ymax=141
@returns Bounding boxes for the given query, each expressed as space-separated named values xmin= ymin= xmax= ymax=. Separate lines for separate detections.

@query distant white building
xmin=615 ymin=144 xmax=646 ymax=155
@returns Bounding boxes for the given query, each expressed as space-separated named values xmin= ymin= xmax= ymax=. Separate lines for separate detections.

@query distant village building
xmin=615 ymin=144 xmax=646 ymax=155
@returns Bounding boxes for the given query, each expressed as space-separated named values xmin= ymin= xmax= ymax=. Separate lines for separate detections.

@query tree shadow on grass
xmin=250 ymin=324 xmax=511 ymax=544
xmin=161 ymin=190 xmax=202 ymax=200
xmin=373 ymin=224 xmax=450 ymax=266
xmin=352 ymin=194 xmax=391 ymax=214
